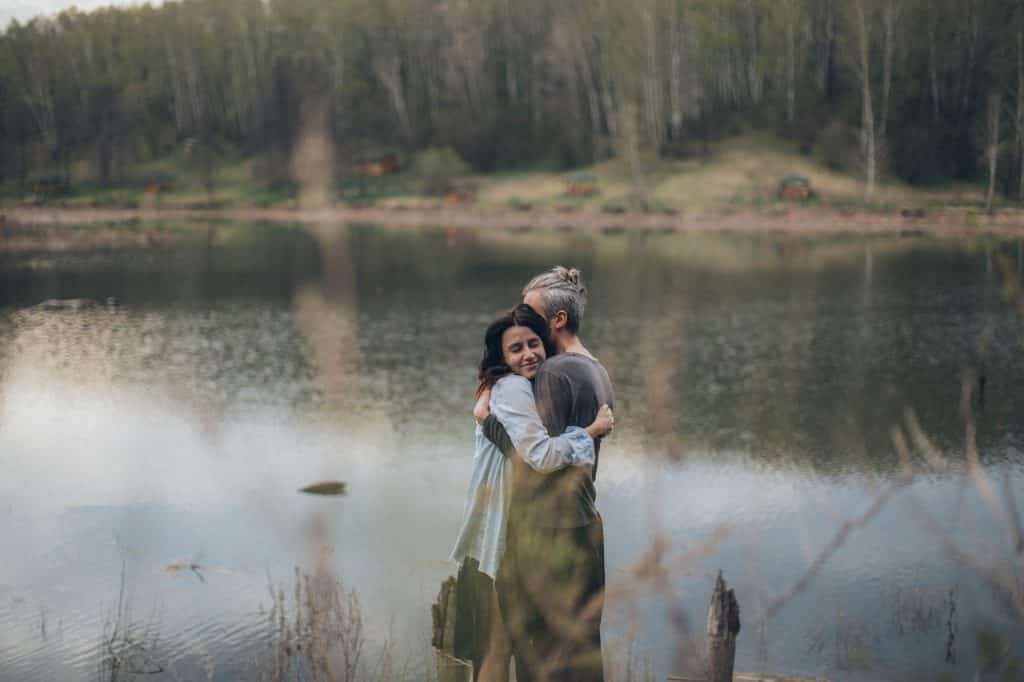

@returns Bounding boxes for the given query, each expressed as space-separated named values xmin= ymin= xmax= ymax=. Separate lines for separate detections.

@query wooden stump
xmin=432 ymin=576 xmax=457 ymax=651
xmin=706 ymin=572 xmax=741 ymax=682
xmin=671 ymin=671 xmax=831 ymax=675
xmin=733 ymin=671 xmax=827 ymax=675
xmin=669 ymin=572 xmax=828 ymax=682
xmin=431 ymin=575 xmax=473 ymax=682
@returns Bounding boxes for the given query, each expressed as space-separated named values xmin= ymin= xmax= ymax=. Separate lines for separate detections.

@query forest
xmin=2 ymin=0 xmax=1024 ymax=204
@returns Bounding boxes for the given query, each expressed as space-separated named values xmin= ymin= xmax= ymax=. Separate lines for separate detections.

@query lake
xmin=1 ymin=222 xmax=1022 ymax=681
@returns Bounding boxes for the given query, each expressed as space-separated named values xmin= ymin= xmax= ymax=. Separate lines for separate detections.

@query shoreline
xmin=4 ymin=204 xmax=1024 ymax=238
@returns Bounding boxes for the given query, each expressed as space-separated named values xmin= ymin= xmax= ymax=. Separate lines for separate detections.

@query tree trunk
xmin=374 ymin=45 xmax=414 ymax=146
xmin=987 ymin=92 xmax=1002 ymax=213
xmin=785 ymin=3 xmax=796 ymax=131
xmin=642 ymin=0 xmax=663 ymax=150
xmin=443 ymin=0 xmax=485 ymax=118
xmin=959 ymin=0 xmax=980 ymax=126
xmin=863 ymin=96 xmax=877 ymax=204
xmin=815 ymin=0 xmax=837 ymax=95
xmin=598 ymin=28 xmax=619 ymax=141
xmin=669 ymin=2 xmax=683 ymax=141
xmin=431 ymin=573 xmax=476 ymax=682
xmin=163 ymin=34 xmax=188 ymax=134
xmin=706 ymin=573 xmax=741 ymax=682
xmin=1017 ymin=16 xmax=1024 ymax=201
xmin=929 ymin=9 xmax=941 ymax=124
xmin=14 ymin=41 xmax=58 ymax=166
xmin=236 ymin=12 xmax=260 ymax=139
xmin=618 ymin=99 xmax=646 ymax=198
xmin=572 ymin=18 xmax=604 ymax=158
xmin=880 ymin=1 xmax=900 ymax=141
xmin=502 ymin=0 xmax=519 ymax=105
xmin=852 ymin=0 xmax=876 ymax=202
xmin=744 ymin=0 xmax=763 ymax=103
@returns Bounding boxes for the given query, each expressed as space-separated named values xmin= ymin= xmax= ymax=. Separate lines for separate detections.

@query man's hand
xmin=585 ymin=404 xmax=614 ymax=440
xmin=473 ymin=387 xmax=492 ymax=424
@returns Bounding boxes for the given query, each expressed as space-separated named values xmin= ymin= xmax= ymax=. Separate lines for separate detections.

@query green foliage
xmin=636 ymin=198 xmax=673 ymax=214
xmin=0 ymin=0 xmax=1022 ymax=199
xmin=818 ymin=120 xmax=858 ymax=173
xmin=411 ymin=148 xmax=470 ymax=196
xmin=889 ymin=126 xmax=958 ymax=186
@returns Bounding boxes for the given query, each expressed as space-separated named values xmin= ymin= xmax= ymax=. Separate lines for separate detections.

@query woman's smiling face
xmin=501 ymin=325 xmax=546 ymax=379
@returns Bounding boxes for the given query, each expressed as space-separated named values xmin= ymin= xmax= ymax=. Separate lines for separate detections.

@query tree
xmin=986 ymin=91 xmax=1002 ymax=212
xmin=847 ymin=0 xmax=878 ymax=202
xmin=0 ymin=0 xmax=1021 ymax=193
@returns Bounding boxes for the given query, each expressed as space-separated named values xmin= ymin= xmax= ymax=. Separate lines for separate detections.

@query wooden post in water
xmin=706 ymin=571 xmax=741 ymax=682
xmin=431 ymin=576 xmax=473 ymax=682
xmin=432 ymin=577 xmax=456 ymax=650
xmin=669 ymin=573 xmax=828 ymax=681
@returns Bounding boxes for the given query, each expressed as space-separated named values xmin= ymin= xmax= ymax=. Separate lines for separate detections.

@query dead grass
xmin=474 ymin=134 xmax=986 ymax=211
xmin=477 ymin=173 xmax=566 ymax=205
xmin=263 ymin=566 xmax=364 ymax=682
xmin=4 ymin=133 xmax=996 ymax=214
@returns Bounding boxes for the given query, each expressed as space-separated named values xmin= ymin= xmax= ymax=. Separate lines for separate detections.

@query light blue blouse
xmin=449 ymin=374 xmax=596 ymax=579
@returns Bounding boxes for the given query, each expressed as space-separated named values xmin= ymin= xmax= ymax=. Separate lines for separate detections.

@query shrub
xmin=792 ymin=107 xmax=826 ymax=155
xmin=412 ymin=147 xmax=471 ymax=196
xmin=889 ymin=126 xmax=957 ymax=185
xmin=818 ymin=120 xmax=858 ymax=172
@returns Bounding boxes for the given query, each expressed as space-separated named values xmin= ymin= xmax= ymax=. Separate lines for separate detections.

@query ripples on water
xmin=1 ymin=224 xmax=1023 ymax=681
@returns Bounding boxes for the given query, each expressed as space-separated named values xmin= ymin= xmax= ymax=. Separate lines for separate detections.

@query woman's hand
xmin=473 ymin=387 xmax=492 ymax=424
xmin=585 ymin=404 xmax=614 ymax=439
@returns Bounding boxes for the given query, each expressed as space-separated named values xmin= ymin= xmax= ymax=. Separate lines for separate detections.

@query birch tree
xmin=368 ymin=1 xmax=414 ymax=146
xmin=879 ymin=0 xmax=901 ymax=143
xmin=986 ymin=91 xmax=1002 ymax=212
xmin=668 ymin=0 xmax=687 ymax=143
xmin=1 ymin=0 xmax=1022 ymax=192
xmin=1015 ymin=6 xmax=1024 ymax=200
xmin=847 ymin=0 xmax=878 ymax=202
xmin=779 ymin=0 xmax=802 ymax=132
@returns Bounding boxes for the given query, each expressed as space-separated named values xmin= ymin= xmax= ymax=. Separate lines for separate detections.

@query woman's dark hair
xmin=477 ymin=304 xmax=556 ymax=395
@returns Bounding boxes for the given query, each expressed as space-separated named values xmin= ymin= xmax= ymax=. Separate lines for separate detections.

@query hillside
xmin=2 ymin=135 xmax=994 ymax=215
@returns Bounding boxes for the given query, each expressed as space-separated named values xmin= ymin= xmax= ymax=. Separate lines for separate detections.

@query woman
xmin=449 ymin=304 xmax=613 ymax=682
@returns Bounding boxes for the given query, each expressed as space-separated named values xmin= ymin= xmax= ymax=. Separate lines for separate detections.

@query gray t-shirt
xmin=450 ymin=375 xmax=595 ymax=579
xmin=485 ymin=352 xmax=614 ymax=529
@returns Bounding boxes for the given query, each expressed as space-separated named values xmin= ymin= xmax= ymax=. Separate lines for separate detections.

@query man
xmin=480 ymin=266 xmax=614 ymax=682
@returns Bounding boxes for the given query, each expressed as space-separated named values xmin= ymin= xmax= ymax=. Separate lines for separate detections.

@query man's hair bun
xmin=522 ymin=265 xmax=588 ymax=333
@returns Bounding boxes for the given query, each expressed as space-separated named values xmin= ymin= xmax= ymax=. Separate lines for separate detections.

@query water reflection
xmin=0 ymin=224 xmax=1022 ymax=680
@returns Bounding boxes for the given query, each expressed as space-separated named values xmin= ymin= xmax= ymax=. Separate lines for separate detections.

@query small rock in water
xmin=37 ymin=298 xmax=98 ymax=310
xmin=164 ymin=561 xmax=207 ymax=582
xmin=299 ymin=480 xmax=347 ymax=496
xmin=36 ymin=297 xmax=119 ymax=310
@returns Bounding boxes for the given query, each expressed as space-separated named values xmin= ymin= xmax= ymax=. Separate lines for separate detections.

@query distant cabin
xmin=140 ymin=173 xmax=175 ymax=194
xmin=778 ymin=175 xmax=813 ymax=201
xmin=353 ymin=154 xmax=400 ymax=176
xmin=30 ymin=177 xmax=71 ymax=195
xmin=564 ymin=172 xmax=598 ymax=196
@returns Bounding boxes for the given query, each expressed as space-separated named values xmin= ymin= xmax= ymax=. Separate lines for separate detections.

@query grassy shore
xmin=3 ymin=134 xmax=1024 ymax=237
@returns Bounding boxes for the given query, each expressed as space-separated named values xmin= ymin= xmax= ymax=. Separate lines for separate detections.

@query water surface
xmin=1 ymin=223 xmax=1022 ymax=681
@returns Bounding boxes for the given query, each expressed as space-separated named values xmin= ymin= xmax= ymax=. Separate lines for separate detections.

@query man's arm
xmin=482 ymin=376 xmax=594 ymax=473
xmin=533 ymin=367 xmax=572 ymax=435
xmin=482 ymin=414 xmax=516 ymax=459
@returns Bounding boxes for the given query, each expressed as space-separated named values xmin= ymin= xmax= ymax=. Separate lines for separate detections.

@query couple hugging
xmin=450 ymin=266 xmax=616 ymax=682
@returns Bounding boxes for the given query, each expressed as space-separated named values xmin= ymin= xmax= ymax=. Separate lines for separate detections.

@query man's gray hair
xmin=522 ymin=266 xmax=588 ymax=334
